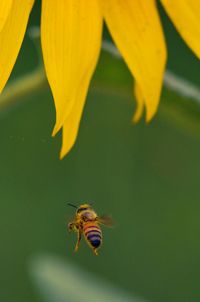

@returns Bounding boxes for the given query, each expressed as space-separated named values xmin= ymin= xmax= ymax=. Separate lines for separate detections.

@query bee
xmin=67 ymin=203 xmax=113 ymax=255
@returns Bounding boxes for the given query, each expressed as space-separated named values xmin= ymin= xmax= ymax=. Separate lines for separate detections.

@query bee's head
xmin=76 ymin=203 xmax=92 ymax=214
xmin=67 ymin=202 xmax=93 ymax=213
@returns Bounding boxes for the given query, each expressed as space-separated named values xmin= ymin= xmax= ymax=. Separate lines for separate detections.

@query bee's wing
xmin=97 ymin=215 xmax=114 ymax=227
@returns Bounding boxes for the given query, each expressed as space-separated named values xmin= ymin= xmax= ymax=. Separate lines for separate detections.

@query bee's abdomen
xmin=83 ymin=222 xmax=102 ymax=248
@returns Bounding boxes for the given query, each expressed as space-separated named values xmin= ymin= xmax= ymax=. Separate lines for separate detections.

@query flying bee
xmin=67 ymin=203 xmax=113 ymax=255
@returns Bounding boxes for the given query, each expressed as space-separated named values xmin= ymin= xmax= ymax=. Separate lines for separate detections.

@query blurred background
xmin=1 ymin=1 xmax=200 ymax=302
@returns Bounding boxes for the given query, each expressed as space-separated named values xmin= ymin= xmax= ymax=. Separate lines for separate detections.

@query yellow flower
xmin=0 ymin=1 xmax=200 ymax=158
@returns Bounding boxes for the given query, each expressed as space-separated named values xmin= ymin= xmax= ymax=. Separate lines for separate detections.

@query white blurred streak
xmin=102 ymin=41 xmax=200 ymax=105
xmin=164 ymin=70 xmax=200 ymax=104
xmin=29 ymin=254 xmax=148 ymax=302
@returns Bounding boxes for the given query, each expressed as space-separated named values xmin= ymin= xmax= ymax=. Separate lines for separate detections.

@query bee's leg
xmin=74 ymin=229 xmax=82 ymax=252
xmin=93 ymin=248 xmax=98 ymax=256
xmin=68 ymin=222 xmax=77 ymax=232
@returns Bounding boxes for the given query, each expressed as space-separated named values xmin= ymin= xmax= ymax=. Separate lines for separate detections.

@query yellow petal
xmin=0 ymin=0 xmax=34 ymax=93
xmin=41 ymin=0 xmax=103 ymax=136
xmin=0 ymin=0 xmax=12 ymax=32
xmin=102 ymin=0 xmax=167 ymax=121
xmin=132 ymin=83 xmax=144 ymax=123
xmin=60 ymin=65 xmax=94 ymax=159
xmin=60 ymin=12 xmax=102 ymax=158
xmin=161 ymin=0 xmax=200 ymax=59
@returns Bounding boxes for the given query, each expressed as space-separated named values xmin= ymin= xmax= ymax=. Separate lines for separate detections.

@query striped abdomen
xmin=83 ymin=222 xmax=102 ymax=250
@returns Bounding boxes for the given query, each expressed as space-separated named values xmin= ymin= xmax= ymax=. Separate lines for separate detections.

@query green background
xmin=1 ymin=2 xmax=200 ymax=302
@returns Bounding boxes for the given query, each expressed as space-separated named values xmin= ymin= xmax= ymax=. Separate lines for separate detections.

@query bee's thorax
xmin=79 ymin=209 xmax=97 ymax=221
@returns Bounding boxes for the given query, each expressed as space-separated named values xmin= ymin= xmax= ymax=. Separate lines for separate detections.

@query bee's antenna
xmin=67 ymin=203 xmax=78 ymax=209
